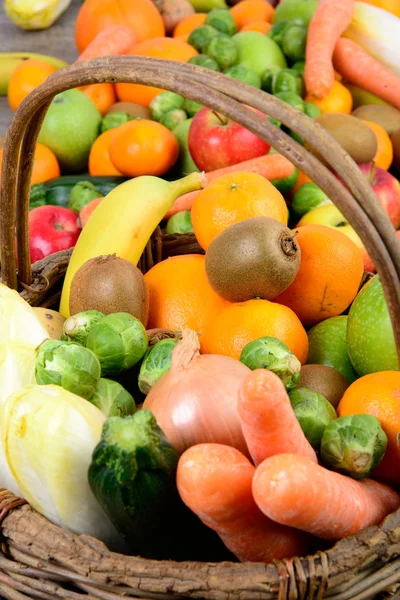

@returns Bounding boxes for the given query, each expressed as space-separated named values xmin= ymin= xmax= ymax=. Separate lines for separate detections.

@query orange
xmin=275 ymin=224 xmax=364 ymax=326
xmin=200 ymin=299 xmax=308 ymax=363
xmin=173 ymin=12 xmax=206 ymax=37
xmin=7 ymin=59 xmax=58 ymax=112
xmin=191 ymin=171 xmax=288 ymax=251
xmin=88 ymin=129 xmax=122 ymax=176
xmin=338 ymin=371 xmax=400 ymax=486
xmin=108 ymin=119 xmax=179 ymax=177
xmin=115 ymin=37 xmax=198 ymax=106
xmin=0 ymin=143 xmax=60 ymax=186
xmin=175 ymin=33 xmax=190 ymax=43
xmin=305 ymin=81 xmax=353 ymax=115
xmin=240 ymin=20 xmax=272 ymax=33
xmin=79 ymin=83 xmax=117 ymax=116
xmin=75 ymin=0 xmax=165 ymax=54
xmin=230 ymin=0 xmax=274 ymax=28
xmin=362 ymin=120 xmax=393 ymax=171
xmin=144 ymin=254 xmax=227 ymax=333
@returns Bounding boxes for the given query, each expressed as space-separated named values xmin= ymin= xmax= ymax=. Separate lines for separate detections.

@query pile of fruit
xmin=1 ymin=0 xmax=400 ymax=568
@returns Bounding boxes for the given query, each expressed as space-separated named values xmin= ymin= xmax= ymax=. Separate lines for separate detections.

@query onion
xmin=143 ymin=329 xmax=251 ymax=456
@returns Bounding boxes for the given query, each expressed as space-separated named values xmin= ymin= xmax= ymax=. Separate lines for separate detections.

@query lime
xmin=224 ymin=65 xmax=261 ymax=89
xmin=205 ymin=34 xmax=238 ymax=70
xmin=188 ymin=25 xmax=220 ymax=53
xmin=0 ymin=282 xmax=49 ymax=347
xmin=188 ymin=54 xmax=221 ymax=71
xmin=205 ymin=8 xmax=237 ymax=36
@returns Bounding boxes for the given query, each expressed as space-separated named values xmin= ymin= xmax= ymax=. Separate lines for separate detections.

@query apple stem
xmin=368 ymin=161 xmax=376 ymax=185
xmin=211 ymin=111 xmax=228 ymax=125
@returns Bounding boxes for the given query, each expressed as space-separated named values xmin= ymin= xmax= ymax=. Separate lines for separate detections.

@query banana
xmin=0 ymin=52 xmax=69 ymax=96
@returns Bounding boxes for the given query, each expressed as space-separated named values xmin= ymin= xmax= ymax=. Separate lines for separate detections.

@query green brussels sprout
xmin=101 ymin=111 xmax=133 ymax=133
xmin=289 ymin=387 xmax=337 ymax=449
xmin=240 ymin=336 xmax=301 ymax=391
xmin=62 ymin=310 xmax=105 ymax=346
xmin=188 ymin=54 xmax=221 ymax=71
xmin=150 ymin=91 xmax=185 ymax=122
xmin=88 ymin=377 xmax=136 ymax=417
xmin=281 ymin=23 xmax=307 ymax=62
xmin=261 ymin=65 xmax=282 ymax=93
xmin=290 ymin=129 xmax=304 ymax=145
xmin=275 ymin=91 xmax=305 ymax=112
xmin=205 ymin=8 xmax=237 ymax=36
xmin=166 ymin=211 xmax=194 ymax=234
xmin=320 ymin=415 xmax=387 ymax=479
xmin=68 ymin=181 xmax=104 ymax=213
xmin=268 ymin=20 xmax=292 ymax=46
xmin=292 ymin=182 xmax=332 ymax=216
xmin=268 ymin=116 xmax=282 ymax=129
xmin=224 ymin=65 xmax=261 ymax=89
xmin=86 ymin=313 xmax=148 ymax=376
xmin=291 ymin=61 xmax=305 ymax=75
xmin=304 ymin=102 xmax=321 ymax=119
xmin=272 ymin=68 xmax=303 ymax=96
xmin=160 ymin=109 xmax=188 ymax=131
xmin=188 ymin=25 xmax=220 ymax=53
xmin=205 ymin=34 xmax=238 ymax=70
xmin=138 ymin=338 xmax=180 ymax=395
xmin=35 ymin=339 xmax=101 ymax=399
xmin=183 ymin=98 xmax=204 ymax=117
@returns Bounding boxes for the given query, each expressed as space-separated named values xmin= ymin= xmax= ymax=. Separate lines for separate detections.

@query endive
xmin=0 ymin=283 xmax=49 ymax=347
xmin=4 ymin=0 xmax=71 ymax=30
xmin=343 ymin=2 xmax=400 ymax=76
xmin=2 ymin=384 xmax=125 ymax=551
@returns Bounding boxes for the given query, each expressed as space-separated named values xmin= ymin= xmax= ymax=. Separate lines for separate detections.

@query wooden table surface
xmin=0 ymin=0 xmax=81 ymax=136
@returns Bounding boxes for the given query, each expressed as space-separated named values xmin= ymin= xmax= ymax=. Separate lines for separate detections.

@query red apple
xmin=188 ymin=107 xmax=270 ymax=172
xmin=29 ymin=205 xmax=81 ymax=263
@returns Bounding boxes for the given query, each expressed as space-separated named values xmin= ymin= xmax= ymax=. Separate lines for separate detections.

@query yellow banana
xmin=0 ymin=52 xmax=69 ymax=96
xmin=59 ymin=172 xmax=206 ymax=318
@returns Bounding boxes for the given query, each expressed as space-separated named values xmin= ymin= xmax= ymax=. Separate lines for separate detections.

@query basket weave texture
xmin=0 ymin=56 xmax=400 ymax=600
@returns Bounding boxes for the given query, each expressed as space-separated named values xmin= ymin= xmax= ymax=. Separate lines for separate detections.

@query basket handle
xmin=1 ymin=56 xmax=399 ymax=357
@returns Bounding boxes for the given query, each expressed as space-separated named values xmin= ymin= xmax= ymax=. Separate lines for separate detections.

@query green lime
xmin=188 ymin=54 xmax=221 ymax=71
xmin=292 ymin=182 xmax=331 ymax=216
xmin=205 ymin=8 xmax=237 ymax=36
xmin=188 ymin=25 xmax=220 ymax=53
xmin=205 ymin=33 xmax=238 ymax=70
xmin=224 ymin=64 xmax=261 ymax=88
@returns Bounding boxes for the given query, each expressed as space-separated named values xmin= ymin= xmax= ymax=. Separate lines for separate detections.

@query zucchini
xmin=88 ymin=409 xmax=234 ymax=561
xmin=29 ymin=175 xmax=129 ymax=210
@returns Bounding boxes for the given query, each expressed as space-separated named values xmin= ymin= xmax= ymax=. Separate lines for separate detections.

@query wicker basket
xmin=1 ymin=56 xmax=400 ymax=600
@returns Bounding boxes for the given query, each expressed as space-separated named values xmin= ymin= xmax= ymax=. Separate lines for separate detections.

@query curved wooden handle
xmin=1 ymin=56 xmax=399 ymax=357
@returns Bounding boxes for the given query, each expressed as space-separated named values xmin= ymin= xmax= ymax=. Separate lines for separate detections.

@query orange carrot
xmin=164 ymin=154 xmax=295 ymax=219
xmin=78 ymin=198 xmax=103 ymax=228
xmin=333 ymin=38 xmax=400 ymax=110
xmin=253 ymin=454 xmax=400 ymax=541
xmin=304 ymin=0 xmax=355 ymax=99
xmin=76 ymin=25 xmax=136 ymax=62
xmin=238 ymin=370 xmax=317 ymax=466
xmin=177 ymin=443 xmax=311 ymax=562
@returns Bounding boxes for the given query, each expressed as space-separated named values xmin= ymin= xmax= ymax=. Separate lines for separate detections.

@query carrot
xmin=76 ymin=25 xmax=136 ymax=62
xmin=253 ymin=453 xmax=400 ymax=541
xmin=304 ymin=0 xmax=355 ymax=99
xmin=333 ymin=38 xmax=400 ymax=110
xmin=238 ymin=369 xmax=318 ymax=466
xmin=78 ymin=198 xmax=103 ymax=228
xmin=164 ymin=154 xmax=295 ymax=219
xmin=177 ymin=443 xmax=311 ymax=562
xmin=152 ymin=0 xmax=195 ymax=34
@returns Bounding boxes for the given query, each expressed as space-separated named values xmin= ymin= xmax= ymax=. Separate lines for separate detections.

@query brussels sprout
xmin=188 ymin=54 xmax=221 ymax=72
xmin=35 ymin=339 xmax=101 ymax=399
xmin=275 ymin=91 xmax=305 ymax=112
xmin=188 ymin=25 xmax=220 ymax=53
xmin=68 ymin=181 xmax=103 ymax=213
xmin=224 ymin=65 xmax=261 ymax=89
xmin=268 ymin=20 xmax=292 ymax=46
xmin=261 ymin=65 xmax=282 ymax=93
xmin=88 ymin=378 xmax=136 ymax=417
xmin=101 ymin=111 xmax=133 ymax=133
xmin=150 ymin=92 xmax=185 ymax=122
xmin=205 ymin=34 xmax=238 ymax=70
xmin=86 ymin=313 xmax=148 ymax=376
xmin=291 ymin=61 xmax=305 ymax=75
xmin=320 ymin=414 xmax=387 ymax=479
xmin=160 ymin=109 xmax=188 ymax=131
xmin=62 ymin=310 xmax=105 ymax=346
xmin=240 ymin=336 xmax=301 ymax=391
xmin=166 ymin=211 xmax=194 ymax=234
xmin=205 ymin=8 xmax=237 ymax=36
xmin=138 ymin=338 xmax=180 ymax=395
xmin=292 ymin=182 xmax=331 ymax=216
xmin=183 ymin=98 xmax=204 ymax=117
xmin=272 ymin=68 xmax=303 ymax=96
xmin=304 ymin=102 xmax=321 ymax=119
xmin=281 ymin=23 xmax=307 ymax=62
xmin=289 ymin=387 xmax=337 ymax=449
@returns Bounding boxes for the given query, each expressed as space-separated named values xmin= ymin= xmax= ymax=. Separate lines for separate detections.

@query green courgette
xmin=29 ymin=175 xmax=129 ymax=210
xmin=88 ymin=409 xmax=234 ymax=561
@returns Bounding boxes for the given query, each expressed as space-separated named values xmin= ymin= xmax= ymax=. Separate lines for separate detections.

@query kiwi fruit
xmin=69 ymin=254 xmax=149 ymax=327
xmin=204 ymin=217 xmax=301 ymax=302
xmin=307 ymin=114 xmax=377 ymax=164
xmin=391 ymin=129 xmax=400 ymax=172
xmin=107 ymin=102 xmax=152 ymax=120
xmin=298 ymin=364 xmax=350 ymax=408
xmin=352 ymin=105 xmax=400 ymax=136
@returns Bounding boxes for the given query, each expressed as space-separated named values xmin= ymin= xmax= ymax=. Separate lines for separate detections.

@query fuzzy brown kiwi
xmin=106 ymin=102 xmax=152 ymax=120
xmin=298 ymin=364 xmax=350 ymax=409
xmin=69 ymin=254 xmax=149 ymax=327
xmin=204 ymin=217 xmax=301 ymax=302
xmin=352 ymin=105 xmax=400 ymax=136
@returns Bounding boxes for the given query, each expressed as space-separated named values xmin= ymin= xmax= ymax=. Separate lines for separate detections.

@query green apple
xmin=173 ymin=118 xmax=200 ymax=175
xmin=347 ymin=275 xmax=399 ymax=375
xmin=38 ymin=90 xmax=101 ymax=173
xmin=272 ymin=0 xmax=318 ymax=26
xmin=345 ymin=84 xmax=390 ymax=109
xmin=232 ymin=32 xmax=287 ymax=77
xmin=307 ymin=316 xmax=358 ymax=383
